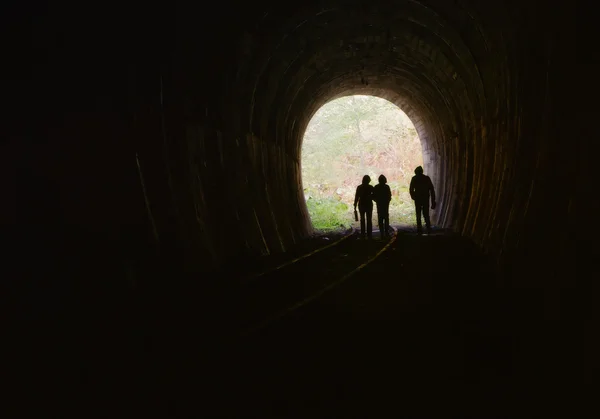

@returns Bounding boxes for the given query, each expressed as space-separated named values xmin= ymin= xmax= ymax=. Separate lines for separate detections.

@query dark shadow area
xmin=130 ymin=232 xmax=570 ymax=418
xmin=210 ymin=234 xmax=581 ymax=418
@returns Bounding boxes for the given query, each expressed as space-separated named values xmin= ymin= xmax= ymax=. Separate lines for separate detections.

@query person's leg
xmin=376 ymin=205 xmax=384 ymax=237
xmin=423 ymin=198 xmax=431 ymax=233
xmin=359 ymin=208 xmax=366 ymax=237
xmin=383 ymin=203 xmax=389 ymax=235
xmin=366 ymin=206 xmax=373 ymax=237
xmin=415 ymin=200 xmax=422 ymax=233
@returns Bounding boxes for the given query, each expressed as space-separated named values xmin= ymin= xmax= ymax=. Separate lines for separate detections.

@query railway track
xmin=215 ymin=227 xmax=399 ymax=339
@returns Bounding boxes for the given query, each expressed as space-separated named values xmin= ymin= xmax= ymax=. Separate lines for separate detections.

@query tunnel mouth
xmin=300 ymin=94 xmax=424 ymax=233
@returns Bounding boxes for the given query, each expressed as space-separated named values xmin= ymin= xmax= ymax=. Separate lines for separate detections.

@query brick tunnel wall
xmin=8 ymin=1 xmax=581 ymax=332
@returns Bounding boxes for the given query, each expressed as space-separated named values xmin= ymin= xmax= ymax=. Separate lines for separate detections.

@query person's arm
xmin=429 ymin=177 xmax=436 ymax=208
xmin=409 ymin=177 xmax=415 ymax=200
xmin=386 ymin=185 xmax=392 ymax=202
xmin=354 ymin=186 xmax=359 ymax=208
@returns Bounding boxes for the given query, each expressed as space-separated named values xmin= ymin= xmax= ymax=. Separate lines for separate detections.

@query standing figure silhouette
xmin=354 ymin=175 xmax=375 ymax=238
xmin=373 ymin=174 xmax=392 ymax=238
xmin=409 ymin=166 xmax=436 ymax=234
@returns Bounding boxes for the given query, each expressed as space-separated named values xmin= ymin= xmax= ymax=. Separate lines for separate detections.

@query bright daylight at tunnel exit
xmin=301 ymin=95 xmax=423 ymax=232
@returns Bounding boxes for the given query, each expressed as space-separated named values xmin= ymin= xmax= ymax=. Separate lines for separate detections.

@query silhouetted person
xmin=373 ymin=174 xmax=392 ymax=238
xmin=354 ymin=175 xmax=374 ymax=238
xmin=409 ymin=166 xmax=436 ymax=234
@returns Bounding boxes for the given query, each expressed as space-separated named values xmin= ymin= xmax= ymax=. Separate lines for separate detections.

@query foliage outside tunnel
xmin=302 ymin=95 xmax=423 ymax=232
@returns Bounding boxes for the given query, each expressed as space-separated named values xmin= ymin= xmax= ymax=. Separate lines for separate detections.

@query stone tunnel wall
xmin=9 ymin=0 xmax=579 ymax=312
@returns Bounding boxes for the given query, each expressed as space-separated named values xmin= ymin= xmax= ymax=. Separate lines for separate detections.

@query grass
xmin=306 ymin=195 xmax=417 ymax=232
xmin=305 ymin=197 xmax=353 ymax=232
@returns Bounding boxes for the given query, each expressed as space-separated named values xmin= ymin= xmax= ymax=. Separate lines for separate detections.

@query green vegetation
xmin=305 ymin=197 xmax=352 ymax=232
xmin=301 ymin=95 xmax=423 ymax=231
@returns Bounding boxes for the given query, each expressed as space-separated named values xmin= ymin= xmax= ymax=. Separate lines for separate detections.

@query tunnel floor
xmin=102 ymin=228 xmax=572 ymax=419
xmin=28 ymin=229 xmax=579 ymax=418
xmin=208 ymin=232 xmax=513 ymax=418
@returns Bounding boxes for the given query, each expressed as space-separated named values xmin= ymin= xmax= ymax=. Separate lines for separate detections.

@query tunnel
xmin=6 ymin=0 xmax=589 ymax=417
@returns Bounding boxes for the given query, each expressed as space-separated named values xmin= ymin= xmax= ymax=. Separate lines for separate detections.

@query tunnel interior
xmin=13 ymin=1 xmax=577 ymax=272
xmin=7 ymin=0 xmax=589 ymax=414
xmin=107 ymin=0 xmax=578 ymax=286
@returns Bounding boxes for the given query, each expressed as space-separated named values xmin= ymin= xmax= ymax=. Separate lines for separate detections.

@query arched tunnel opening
xmin=6 ymin=0 xmax=588 ymax=417
xmin=301 ymin=94 xmax=424 ymax=231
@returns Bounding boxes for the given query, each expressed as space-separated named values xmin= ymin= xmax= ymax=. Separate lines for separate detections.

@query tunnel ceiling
xmin=254 ymin=1 xmax=487 ymax=146
xmin=213 ymin=0 xmax=495 ymax=153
